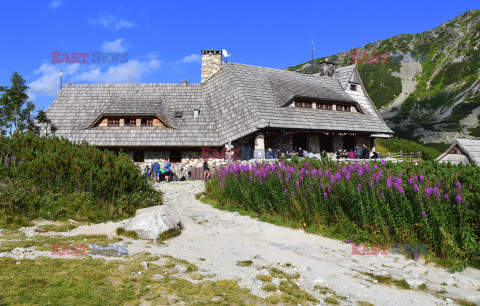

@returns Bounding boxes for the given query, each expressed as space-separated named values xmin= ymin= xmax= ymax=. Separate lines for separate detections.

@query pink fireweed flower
xmin=327 ymin=185 xmax=332 ymax=193
xmin=386 ymin=178 xmax=392 ymax=189
xmin=455 ymin=181 xmax=461 ymax=190
xmin=381 ymin=159 xmax=386 ymax=166
xmin=378 ymin=171 xmax=383 ymax=178
xmin=335 ymin=172 xmax=341 ymax=181
xmin=296 ymin=181 xmax=300 ymax=188
xmin=310 ymin=185 xmax=314 ymax=190
xmin=324 ymin=192 xmax=328 ymax=198
xmin=312 ymin=169 xmax=318 ymax=176
xmin=419 ymin=174 xmax=424 ymax=181
xmin=380 ymin=193 xmax=385 ymax=199
xmin=408 ymin=178 xmax=413 ymax=185
xmin=346 ymin=172 xmax=351 ymax=181
xmin=413 ymin=184 xmax=419 ymax=192
xmin=369 ymin=181 xmax=374 ymax=188
xmin=357 ymin=183 xmax=362 ymax=192
xmin=422 ymin=211 xmax=427 ymax=218
xmin=425 ymin=187 xmax=433 ymax=197
xmin=364 ymin=163 xmax=370 ymax=172
xmin=456 ymin=195 xmax=462 ymax=204
xmin=433 ymin=187 xmax=441 ymax=198
xmin=330 ymin=176 xmax=335 ymax=184
xmin=284 ymin=188 xmax=288 ymax=194
xmin=444 ymin=193 xmax=449 ymax=199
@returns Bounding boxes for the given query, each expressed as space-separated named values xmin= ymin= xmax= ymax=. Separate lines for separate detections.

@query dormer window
xmin=294 ymin=99 xmax=312 ymax=108
xmin=125 ymin=118 xmax=137 ymax=126
xmin=175 ymin=111 xmax=183 ymax=118
xmin=107 ymin=118 xmax=120 ymax=126
xmin=336 ymin=104 xmax=351 ymax=112
xmin=350 ymin=84 xmax=357 ymax=91
xmin=316 ymin=102 xmax=333 ymax=110
xmin=194 ymin=109 xmax=200 ymax=118
xmin=141 ymin=118 xmax=153 ymax=126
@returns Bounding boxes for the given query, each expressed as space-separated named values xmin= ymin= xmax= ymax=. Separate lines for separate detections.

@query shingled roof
xmin=46 ymin=62 xmax=393 ymax=147
xmin=437 ymin=138 xmax=480 ymax=165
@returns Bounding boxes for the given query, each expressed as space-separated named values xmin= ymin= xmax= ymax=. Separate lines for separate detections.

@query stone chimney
xmin=201 ymin=50 xmax=222 ymax=83
xmin=318 ymin=62 xmax=337 ymax=77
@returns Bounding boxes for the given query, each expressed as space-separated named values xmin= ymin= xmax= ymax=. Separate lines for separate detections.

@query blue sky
xmin=0 ymin=0 xmax=478 ymax=110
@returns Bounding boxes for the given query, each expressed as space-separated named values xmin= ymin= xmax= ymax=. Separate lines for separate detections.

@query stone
xmin=173 ymin=266 xmax=188 ymax=273
xmin=405 ymin=278 xmax=426 ymax=288
xmin=141 ymin=261 xmax=149 ymax=270
xmin=153 ymin=274 xmax=164 ymax=280
xmin=123 ymin=206 xmax=181 ymax=240
xmin=312 ymin=276 xmax=326 ymax=285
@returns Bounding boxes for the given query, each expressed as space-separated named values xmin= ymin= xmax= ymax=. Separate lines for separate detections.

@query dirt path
xmin=3 ymin=180 xmax=479 ymax=305
xmin=151 ymin=181 xmax=480 ymax=305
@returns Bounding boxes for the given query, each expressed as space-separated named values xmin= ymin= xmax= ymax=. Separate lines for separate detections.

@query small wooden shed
xmin=436 ymin=139 xmax=480 ymax=165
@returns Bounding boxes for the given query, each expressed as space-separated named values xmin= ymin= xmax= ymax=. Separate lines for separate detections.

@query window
xmin=175 ymin=111 xmax=183 ymax=118
xmin=336 ymin=104 xmax=351 ymax=112
xmin=316 ymin=103 xmax=333 ymax=110
xmin=125 ymin=118 xmax=137 ymax=126
xmin=141 ymin=118 xmax=153 ymax=126
xmin=350 ymin=84 xmax=357 ymax=91
xmin=294 ymin=100 xmax=312 ymax=108
xmin=194 ymin=109 xmax=200 ymax=118
xmin=107 ymin=118 xmax=120 ymax=126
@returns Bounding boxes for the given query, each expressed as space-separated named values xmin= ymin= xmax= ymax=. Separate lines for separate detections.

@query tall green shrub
xmin=0 ymin=133 xmax=161 ymax=222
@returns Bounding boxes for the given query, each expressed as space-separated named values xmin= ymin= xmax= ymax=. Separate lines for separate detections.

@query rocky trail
xmin=2 ymin=181 xmax=480 ymax=305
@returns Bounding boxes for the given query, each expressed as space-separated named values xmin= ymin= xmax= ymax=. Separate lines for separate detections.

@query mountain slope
xmin=286 ymin=9 xmax=480 ymax=145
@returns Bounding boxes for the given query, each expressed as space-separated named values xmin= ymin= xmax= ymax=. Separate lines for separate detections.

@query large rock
xmin=123 ymin=206 xmax=181 ymax=240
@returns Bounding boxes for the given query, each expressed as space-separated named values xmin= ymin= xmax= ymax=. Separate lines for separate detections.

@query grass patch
xmin=236 ymin=260 xmax=253 ymax=267
xmin=0 ymin=230 xmax=122 ymax=253
xmin=262 ymin=283 xmax=278 ymax=292
xmin=362 ymin=272 xmax=411 ymax=290
xmin=36 ymin=223 xmax=77 ymax=233
xmin=324 ymin=296 xmax=340 ymax=304
xmin=0 ymin=256 xmax=263 ymax=305
xmin=256 ymin=274 xmax=272 ymax=282
xmin=457 ymin=299 xmax=477 ymax=306
xmin=115 ymin=227 xmax=139 ymax=239
xmin=157 ymin=224 xmax=182 ymax=243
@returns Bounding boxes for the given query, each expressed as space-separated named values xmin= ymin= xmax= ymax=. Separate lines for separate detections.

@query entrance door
xmin=133 ymin=151 xmax=145 ymax=163
xmin=292 ymin=134 xmax=307 ymax=151
xmin=319 ymin=134 xmax=333 ymax=152
xmin=343 ymin=135 xmax=355 ymax=151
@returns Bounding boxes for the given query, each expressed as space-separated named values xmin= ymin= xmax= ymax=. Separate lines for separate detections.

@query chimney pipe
xmin=318 ymin=62 xmax=336 ymax=77
xmin=201 ymin=50 xmax=222 ymax=83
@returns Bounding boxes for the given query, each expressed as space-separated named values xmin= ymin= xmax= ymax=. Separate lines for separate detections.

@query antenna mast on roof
xmin=59 ymin=68 xmax=63 ymax=91
xmin=311 ymin=38 xmax=315 ymax=74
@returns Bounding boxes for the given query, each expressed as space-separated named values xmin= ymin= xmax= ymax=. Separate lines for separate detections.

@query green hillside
xmin=287 ymin=9 xmax=480 ymax=145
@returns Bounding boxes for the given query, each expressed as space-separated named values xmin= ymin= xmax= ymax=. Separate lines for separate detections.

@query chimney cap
xmin=181 ymin=79 xmax=188 ymax=85
xmin=201 ymin=50 xmax=222 ymax=55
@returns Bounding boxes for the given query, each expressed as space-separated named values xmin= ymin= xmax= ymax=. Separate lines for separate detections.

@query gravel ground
xmin=2 ymin=180 xmax=480 ymax=305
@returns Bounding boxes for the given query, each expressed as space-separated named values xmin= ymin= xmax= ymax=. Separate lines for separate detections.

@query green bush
xmin=0 ymin=133 xmax=161 ymax=222
xmin=376 ymin=137 xmax=441 ymax=160
xmin=206 ymin=159 xmax=480 ymax=267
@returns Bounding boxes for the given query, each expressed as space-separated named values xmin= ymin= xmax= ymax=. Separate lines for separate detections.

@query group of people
xmin=336 ymin=144 xmax=378 ymax=159
xmin=142 ymin=159 xmax=172 ymax=183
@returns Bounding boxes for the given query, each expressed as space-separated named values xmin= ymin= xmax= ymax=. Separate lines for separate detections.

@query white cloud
xmin=75 ymin=59 xmax=161 ymax=83
xmin=49 ymin=0 xmax=61 ymax=9
xmin=179 ymin=54 xmax=201 ymax=64
xmin=102 ymin=38 xmax=127 ymax=53
xmin=29 ymin=63 xmax=80 ymax=96
xmin=89 ymin=14 xmax=135 ymax=30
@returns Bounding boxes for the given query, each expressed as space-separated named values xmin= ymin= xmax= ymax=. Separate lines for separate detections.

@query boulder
xmin=123 ymin=206 xmax=181 ymax=240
